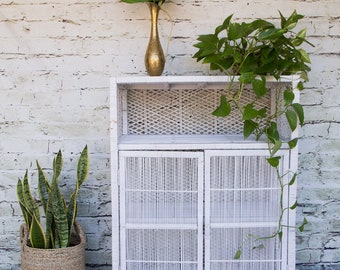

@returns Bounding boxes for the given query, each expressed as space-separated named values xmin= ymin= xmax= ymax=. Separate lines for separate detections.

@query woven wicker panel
xmin=126 ymin=229 xmax=198 ymax=269
xmin=209 ymin=155 xmax=280 ymax=223
xmin=125 ymin=86 xmax=272 ymax=135
xmin=124 ymin=156 xmax=199 ymax=224
xmin=210 ymin=227 xmax=282 ymax=269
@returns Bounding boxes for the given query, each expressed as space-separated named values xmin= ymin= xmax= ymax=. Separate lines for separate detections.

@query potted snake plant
xmin=17 ymin=145 xmax=89 ymax=270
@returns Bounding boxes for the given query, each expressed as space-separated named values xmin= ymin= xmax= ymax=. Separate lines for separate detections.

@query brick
xmin=325 ymin=236 xmax=340 ymax=249
xmin=300 ymin=89 xmax=323 ymax=106
xmin=329 ymin=124 xmax=340 ymax=139
xmin=296 ymin=249 xmax=321 ymax=264
xmin=322 ymin=249 xmax=340 ymax=263
xmin=296 ymin=265 xmax=322 ymax=270
xmin=301 ymin=123 xmax=330 ymax=139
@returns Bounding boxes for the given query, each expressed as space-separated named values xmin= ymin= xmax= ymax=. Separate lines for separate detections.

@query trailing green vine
xmin=193 ymin=10 xmax=312 ymax=258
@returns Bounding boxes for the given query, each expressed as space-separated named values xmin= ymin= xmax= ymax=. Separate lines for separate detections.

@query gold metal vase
xmin=144 ymin=2 xmax=165 ymax=76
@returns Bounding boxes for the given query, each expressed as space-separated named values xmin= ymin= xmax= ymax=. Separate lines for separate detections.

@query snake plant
xmin=17 ymin=145 xmax=89 ymax=249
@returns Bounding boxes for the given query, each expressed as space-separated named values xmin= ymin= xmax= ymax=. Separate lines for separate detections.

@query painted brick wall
xmin=0 ymin=0 xmax=339 ymax=269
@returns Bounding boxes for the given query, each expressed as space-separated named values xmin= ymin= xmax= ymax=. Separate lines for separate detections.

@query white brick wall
xmin=0 ymin=0 xmax=339 ymax=269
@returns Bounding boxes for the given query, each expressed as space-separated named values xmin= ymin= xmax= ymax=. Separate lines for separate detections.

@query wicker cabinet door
xmin=204 ymin=149 xmax=291 ymax=270
xmin=119 ymin=151 xmax=204 ymax=270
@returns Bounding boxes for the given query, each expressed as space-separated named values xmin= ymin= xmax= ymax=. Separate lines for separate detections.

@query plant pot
xmin=20 ymin=222 xmax=86 ymax=270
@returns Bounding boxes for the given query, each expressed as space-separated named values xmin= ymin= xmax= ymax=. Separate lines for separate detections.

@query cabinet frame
xmin=110 ymin=76 xmax=300 ymax=270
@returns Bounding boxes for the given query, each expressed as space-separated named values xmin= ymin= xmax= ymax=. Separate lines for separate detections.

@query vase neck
xmin=147 ymin=2 xmax=160 ymax=38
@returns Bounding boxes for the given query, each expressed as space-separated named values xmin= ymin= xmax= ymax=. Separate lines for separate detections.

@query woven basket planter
xmin=20 ymin=222 xmax=86 ymax=270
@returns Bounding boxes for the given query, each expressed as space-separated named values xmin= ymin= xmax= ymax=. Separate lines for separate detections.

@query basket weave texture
xmin=20 ymin=222 xmax=86 ymax=270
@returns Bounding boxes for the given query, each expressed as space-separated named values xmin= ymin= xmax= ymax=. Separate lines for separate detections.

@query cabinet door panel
xmin=205 ymin=149 xmax=290 ymax=270
xmin=119 ymin=151 xmax=204 ymax=270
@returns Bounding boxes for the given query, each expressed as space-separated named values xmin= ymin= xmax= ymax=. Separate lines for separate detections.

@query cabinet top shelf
xmin=118 ymin=134 xmax=291 ymax=151
xmin=111 ymin=75 xmax=301 ymax=88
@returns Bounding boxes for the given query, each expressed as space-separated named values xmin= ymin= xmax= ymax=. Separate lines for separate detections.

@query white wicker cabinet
xmin=110 ymin=76 xmax=299 ymax=270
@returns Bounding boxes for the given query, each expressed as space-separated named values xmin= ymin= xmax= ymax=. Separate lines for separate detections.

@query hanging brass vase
xmin=144 ymin=2 xmax=165 ymax=76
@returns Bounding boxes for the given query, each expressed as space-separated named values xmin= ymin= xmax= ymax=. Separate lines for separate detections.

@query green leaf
xmin=252 ymin=76 xmax=267 ymax=98
xmin=271 ymin=139 xmax=282 ymax=157
xmin=279 ymin=11 xmax=287 ymax=29
xmin=284 ymin=90 xmax=295 ymax=106
xmin=68 ymin=145 xmax=89 ymax=240
xmin=297 ymin=81 xmax=304 ymax=91
xmin=266 ymin=122 xmax=280 ymax=141
xmin=17 ymin=179 xmax=32 ymax=227
xmin=300 ymin=71 xmax=309 ymax=82
xmin=222 ymin=15 xmax=233 ymax=28
xmin=53 ymin=150 xmax=63 ymax=179
xmin=297 ymin=28 xmax=307 ymax=39
xmin=288 ymin=138 xmax=298 ymax=149
xmin=215 ymin=15 xmax=233 ymax=35
xmin=249 ymin=19 xmax=274 ymax=32
xmin=290 ymin=200 xmax=298 ymax=210
xmin=67 ymin=193 xmax=77 ymax=242
xmin=298 ymin=49 xmax=311 ymax=64
xmin=50 ymin=152 xmax=69 ymax=248
xmin=50 ymin=183 xmax=69 ymax=248
xmin=233 ymin=50 xmax=243 ymax=63
xmin=228 ymin=22 xmax=243 ymax=40
xmin=220 ymin=39 xmax=232 ymax=53
xmin=202 ymin=54 xmax=231 ymax=71
xmin=234 ymin=249 xmax=242 ymax=259
xmin=212 ymin=95 xmax=231 ymax=117
xmin=278 ymin=231 xmax=283 ymax=241
xmin=37 ymin=161 xmax=51 ymax=215
xmin=284 ymin=10 xmax=304 ymax=30
xmin=258 ymin=28 xmax=287 ymax=41
xmin=22 ymin=171 xmax=41 ymax=223
xmin=243 ymin=104 xmax=258 ymax=120
xmin=298 ymin=218 xmax=308 ymax=232
xmin=193 ymin=42 xmax=216 ymax=51
xmin=77 ymin=145 xmax=89 ymax=188
xmin=267 ymin=156 xmax=281 ymax=167
xmin=292 ymin=28 xmax=307 ymax=46
xmin=243 ymin=120 xmax=259 ymax=138
xmin=241 ymin=37 xmax=247 ymax=49
xmin=289 ymin=173 xmax=297 ymax=186
xmin=45 ymin=199 xmax=55 ymax=248
xmin=239 ymin=72 xmax=255 ymax=84
xmin=196 ymin=34 xmax=218 ymax=43
xmin=258 ymin=108 xmax=267 ymax=118
xmin=29 ymin=213 xmax=46 ymax=249
xmin=291 ymin=103 xmax=304 ymax=126
xmin=286 ymin=110 xmax=298 ymax=131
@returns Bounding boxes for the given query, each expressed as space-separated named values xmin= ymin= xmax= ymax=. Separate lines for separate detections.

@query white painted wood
xmin=115 ymin=75 xmax=300 ymax=85
xmin=111 ymin=76 xmax=298 ymax=270
xmin=118 ymin=134 xmax=292 ymax=151
xmin=118 ymin=150 xmax=204 ymax=270
xmin=110 ymin=77 xmax=120 ymax=270
xmin=204 ymin=149 xmax=291 ymax=270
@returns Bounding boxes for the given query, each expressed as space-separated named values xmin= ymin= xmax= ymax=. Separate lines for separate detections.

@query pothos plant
xmin=193 ymin=10 xmax=313 ymax=258
xmin=121 ymin=0 xmax=168 ymax=6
